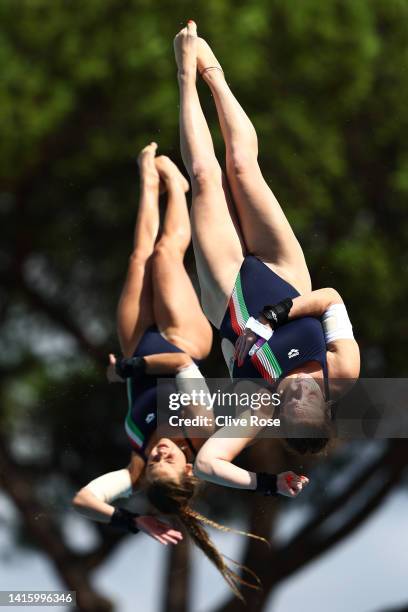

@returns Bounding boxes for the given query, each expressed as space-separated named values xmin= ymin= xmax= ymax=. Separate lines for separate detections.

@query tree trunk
xmin=161 ymin=536 xmax=190 ymax=612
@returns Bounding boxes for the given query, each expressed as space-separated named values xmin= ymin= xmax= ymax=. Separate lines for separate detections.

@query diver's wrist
xmin=254 ymin=472 xmax=278 ymax=496
xmin=245 ymin=316 xmax=273 ymax=341
xmin=110 ymin=507 xmax=140 ymax=533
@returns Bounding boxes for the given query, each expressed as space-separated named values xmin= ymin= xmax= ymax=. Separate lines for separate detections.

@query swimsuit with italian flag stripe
xmin=125 ymin=325 xmax=185 ymax=459
xmin=219 ymin=256 xmax=329 ymax=397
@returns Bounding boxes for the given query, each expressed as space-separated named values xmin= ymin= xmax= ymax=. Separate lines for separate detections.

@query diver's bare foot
xmin=155 ymin=156 xmax=190 ymax=193
xmin=173 ymin=20 xmax=198 ymax=79
xmin=137 ymin=142 xmax=160 ymax=187
xmin=197 ymin=38 xmax=224 ymax=83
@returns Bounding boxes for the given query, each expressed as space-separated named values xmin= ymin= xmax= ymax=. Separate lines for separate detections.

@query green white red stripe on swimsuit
xmin=252 ymin=342 xmax=282 ymax=383
xmin=229 ymin=273 xmax=249 ymax=335
xmin=229 ymin=271 xmax=282 ymax=383
xmin=125 ymin=379 xmax=144 ymax=449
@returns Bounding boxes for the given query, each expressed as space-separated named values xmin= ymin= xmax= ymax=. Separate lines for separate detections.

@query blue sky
xmin=1 ymin=489 xmax=408 ymax=612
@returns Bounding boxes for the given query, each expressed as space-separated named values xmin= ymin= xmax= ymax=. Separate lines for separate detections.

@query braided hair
xmin=146 ymin=476 xmax=266 ymax=601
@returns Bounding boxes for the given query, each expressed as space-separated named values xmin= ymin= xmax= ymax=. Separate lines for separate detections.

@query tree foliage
xmin=1 ymin=1 xmax=407 ymax=610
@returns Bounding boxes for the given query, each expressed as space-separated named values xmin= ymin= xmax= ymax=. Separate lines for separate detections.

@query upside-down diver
xmin=72 ymin=144 xmax=304 ymax=599
xmin=173 ymin=21 xmax=360 ymax=493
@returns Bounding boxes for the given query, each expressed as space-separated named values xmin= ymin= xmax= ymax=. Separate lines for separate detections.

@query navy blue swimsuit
xmin=124 ymin=325 xmax=198 ymax=459
xmin=219 ymin=256 xmax=330 ymax=398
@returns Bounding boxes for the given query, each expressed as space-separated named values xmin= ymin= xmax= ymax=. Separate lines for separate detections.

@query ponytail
xmin=146 ymin=476 xmax=266 ymax=601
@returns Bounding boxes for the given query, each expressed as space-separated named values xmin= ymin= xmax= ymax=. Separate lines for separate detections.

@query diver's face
xmin=278 ymin=374 xmax=324 ymax=421
xmin=146 ymin=438 xmax=190 ymax=483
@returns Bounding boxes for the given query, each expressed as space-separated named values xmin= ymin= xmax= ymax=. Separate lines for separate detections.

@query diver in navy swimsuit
xmin=73 ymin=144 xmax=214 ymax=542
xmin=118 ymin=324 xmax=200 ymax=459
xmin=220 ymin=255 xmax=330 ymax=395
xmin=72 ymin=144 xmax=286 ymax=599
xmin=174 ymin=22 xmax=360 ymax=490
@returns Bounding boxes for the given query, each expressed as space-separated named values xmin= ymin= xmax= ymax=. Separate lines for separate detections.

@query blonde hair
xmin=146 ymin=476 xmax=267 ymax=601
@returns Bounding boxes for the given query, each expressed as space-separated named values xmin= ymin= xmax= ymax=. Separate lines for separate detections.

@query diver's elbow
xmin=71 ymin=488 xmax=89 ymax=511
xmin=193 ymin=453 xmax=214 ymax=480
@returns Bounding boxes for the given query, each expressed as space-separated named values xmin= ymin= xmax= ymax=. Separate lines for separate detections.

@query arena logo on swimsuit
xmin=288 ymin=349 xmax=299 ymax=359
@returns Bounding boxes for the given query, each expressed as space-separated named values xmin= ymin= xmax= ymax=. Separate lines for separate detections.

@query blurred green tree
xmin=1 ymin=0 xmax=407 ymax=610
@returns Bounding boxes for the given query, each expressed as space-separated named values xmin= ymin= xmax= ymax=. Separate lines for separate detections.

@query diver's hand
xmin=106 ymin=353 xmax=125 ymax=383
xmin=135 ymin=515 xmax=183 ymax=545
xmin=277 ymin=472 xmax=309 ymax=498
xmin=234 ymin=329 xmax=257 ymax=367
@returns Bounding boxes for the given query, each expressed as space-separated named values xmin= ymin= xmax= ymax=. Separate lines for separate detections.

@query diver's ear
xmin=185 ymin=463 xmax=194 ymax=476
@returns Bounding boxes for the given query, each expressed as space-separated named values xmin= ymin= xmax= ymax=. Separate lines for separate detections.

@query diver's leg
xmin=174 ymin=22 xmax=245 ymax=326
xmin=152 ymin=156 xmax=212 ymax=359
xmin=197 ymin=37 xmax=311 ymax=293
xmin=116 ymin=143 xmax=160 ymax=357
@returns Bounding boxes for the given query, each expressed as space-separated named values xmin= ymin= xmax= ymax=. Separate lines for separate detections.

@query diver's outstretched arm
xmin=194 ymin=418 xmax=309 ymax=497
xmin=71 ymin=466 xmax=183 ymax=545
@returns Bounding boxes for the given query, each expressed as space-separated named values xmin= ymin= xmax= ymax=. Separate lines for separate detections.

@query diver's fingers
xmin=234 ymin=335 xmax=243 ymax=362
xmin=161 ymin=533 xmax=181 ymax=545
xmin=165 ymin=529 xmax=183 ymax=540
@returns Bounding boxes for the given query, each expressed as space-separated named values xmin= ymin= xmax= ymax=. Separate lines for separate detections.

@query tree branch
xmin=214 ymin=441 xmax=408 ymax=612
xmin=0 ymin=437 xmax=116 ymax=611
xmin=20 ymin=276 xmax=107 ymax=364
xmin=283 ymin=443 xmax=393 ymax=551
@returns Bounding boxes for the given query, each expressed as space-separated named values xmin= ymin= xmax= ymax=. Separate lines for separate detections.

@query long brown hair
xmin=146 ymin=475 xmax=267 ymax=601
